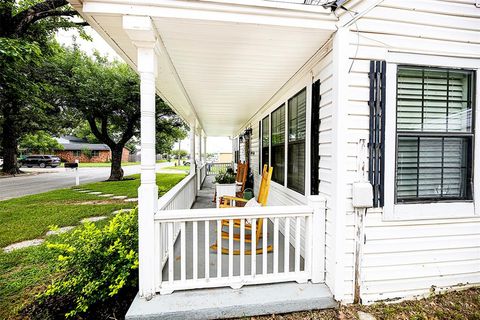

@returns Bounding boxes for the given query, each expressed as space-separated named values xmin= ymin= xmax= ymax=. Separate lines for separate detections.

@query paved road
xmin=0 ymin=162 xmax=177 ymax=201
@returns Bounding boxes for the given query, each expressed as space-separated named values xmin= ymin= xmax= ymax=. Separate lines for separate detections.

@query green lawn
xmin=0 ymin=245 xmax=57 ymax=319
xmin=0 ymin=173 xmax=186 ymax=319
xmin=83 ymin=173 xmax=186 ymax=198
xmin=77 ymin=162 xmax=139 ymax=167
xmin=164 ymin=165 xmax=190 ymax=172
xmin=0 ymin=190 xmax=131 ymax=248
xmin=0 ymin=173 xmax=186 ymax=248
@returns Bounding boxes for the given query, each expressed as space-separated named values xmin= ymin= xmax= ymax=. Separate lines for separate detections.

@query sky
xmin=56 ymin=27 xmax=232 ymax=154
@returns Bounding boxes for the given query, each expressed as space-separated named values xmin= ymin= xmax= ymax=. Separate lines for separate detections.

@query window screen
xmin=395 ymin=66 xmax=474 ymax=202
xmin=288 ymin=89 xmax=306 ymax=194
xmin=261 ymin=116 xmax=269 ymax=170
xmin=271 ymin=105 xmax=285 ymax=184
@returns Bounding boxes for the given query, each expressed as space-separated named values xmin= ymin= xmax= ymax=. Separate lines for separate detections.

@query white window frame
xmin=383 ymin=52 xmax=480 ymax=221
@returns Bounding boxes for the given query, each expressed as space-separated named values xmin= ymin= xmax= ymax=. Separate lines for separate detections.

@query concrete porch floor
xmin=126 ymin=175 xmax=336 ymax=319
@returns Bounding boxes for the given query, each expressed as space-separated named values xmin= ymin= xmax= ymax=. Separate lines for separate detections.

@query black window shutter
xmin=258 ymin=121 xmax=262 ymax=173
xmin=369 ymin=61 xmax=386 ymax=207
xmin=311 ymin=79 xmax=321 ymax=195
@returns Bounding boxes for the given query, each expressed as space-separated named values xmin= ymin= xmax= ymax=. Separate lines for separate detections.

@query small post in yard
xmin=308 ymin=195 xmax=326 ymax=283
xmin=75 ymin=159 xmax=79 ymax=186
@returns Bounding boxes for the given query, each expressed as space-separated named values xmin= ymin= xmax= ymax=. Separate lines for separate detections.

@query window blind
xmin=395 ymin=66 xmax=474 ymax=202
xmin=271 ymin=105 xmax=285 ymax=184
xmin=261 ymin=116 xmax=269 ymax=170
xmin=288 ymin=89 xmax=306 ymax=194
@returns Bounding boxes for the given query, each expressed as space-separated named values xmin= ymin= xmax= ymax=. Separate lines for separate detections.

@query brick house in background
xmin=54 ymin=136 xmax=130 ymax=163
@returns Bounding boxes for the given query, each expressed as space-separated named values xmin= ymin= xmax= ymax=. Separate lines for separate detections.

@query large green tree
xmin=62 ymin=48 xmax=186 ymax=181
xmin=19 ymin=130 xmax=63 ymax=153
xmin=0 ymin=0 xmax=85 ymax=174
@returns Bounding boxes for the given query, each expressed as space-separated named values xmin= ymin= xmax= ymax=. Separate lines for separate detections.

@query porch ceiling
xmin=71 ymin=0 xmax=337 ymax=136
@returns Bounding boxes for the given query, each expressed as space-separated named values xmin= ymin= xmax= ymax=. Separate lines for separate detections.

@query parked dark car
xmin=21 ymin=155 xmax=61 ymax=168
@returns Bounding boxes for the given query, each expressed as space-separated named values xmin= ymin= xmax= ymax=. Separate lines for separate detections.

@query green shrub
xmin=214 ymin=170 xmax=236 ymax=184
xmin=33 ymin=209 xmax=138 ymax=318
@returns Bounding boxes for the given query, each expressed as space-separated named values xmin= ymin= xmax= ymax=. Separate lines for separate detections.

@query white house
xmin=69 ymin=0 xmax=480 ymax=318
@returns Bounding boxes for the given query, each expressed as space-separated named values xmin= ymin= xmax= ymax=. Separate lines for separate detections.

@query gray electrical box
xmin=352 ymin=182 xmax=374 ymax=208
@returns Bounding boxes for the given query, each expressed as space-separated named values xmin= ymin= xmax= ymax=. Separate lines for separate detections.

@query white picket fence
xmin=153 ymin=197 xmax=326 ymax=294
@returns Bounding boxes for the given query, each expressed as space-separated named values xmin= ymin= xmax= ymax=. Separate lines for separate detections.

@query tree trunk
xmin=108 ymin=146 xmax=124 ymax=181
xmin=1 ymin=117 xmax=20 ymax=175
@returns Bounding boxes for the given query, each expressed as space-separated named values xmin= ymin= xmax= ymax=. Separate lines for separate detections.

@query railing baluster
xmin=193 ymin=221 xmax=198 ymax=280
xmin=181 ymin=222 xmax=186 ymax=281
xmin=228 ymin=219 xmax=233 ymax=278
xmin=295 ymin=216 xmax=301 ymax=273
xmin=251 ymin=218 xmax=256 ymax=276
xmin=217 ymin=220 xmax=222 ymax=278
xmin=262 ymin=218 xmax=268 ymax=275
xmin=155 ymin=222 xmax=161 ymax=291
xmin=305 ymin=215 xmax=312 ymax=275
xmin=273 ymin=217 xmax=279 ymax=274
xmin=284 ymin=217 xmax=290 ymax=273
xmin=168 ymin=222 xmax=174 ymax=283
xmin=205 ymin=220 xmax=209 ymax=279
xmin=240 ymin=218 xmax=245 ymax=277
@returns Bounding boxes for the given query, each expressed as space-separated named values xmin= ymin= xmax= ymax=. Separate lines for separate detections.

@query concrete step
xmin=126 ymin=282 xmax=336 ymax=320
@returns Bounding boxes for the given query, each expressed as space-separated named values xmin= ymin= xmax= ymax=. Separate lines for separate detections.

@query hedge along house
xmin=69 ymin=0 xmax=480 ymax=317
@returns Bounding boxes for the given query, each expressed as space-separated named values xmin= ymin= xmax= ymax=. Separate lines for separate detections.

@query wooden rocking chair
xmin=235 ymin=161 xmax=249 ymax=197
xmin=211 ymin=164 xmax=273 ymax=255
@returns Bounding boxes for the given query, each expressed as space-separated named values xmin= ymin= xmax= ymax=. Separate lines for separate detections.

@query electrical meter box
xmin=352 ymin=182 xmax=374 ymax=208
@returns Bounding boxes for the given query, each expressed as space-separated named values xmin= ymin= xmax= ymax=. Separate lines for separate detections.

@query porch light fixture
xmin=303 ymin=0 xmax=349 ymax=11
xmin=244 ymin=128 xmax=253 ymax=137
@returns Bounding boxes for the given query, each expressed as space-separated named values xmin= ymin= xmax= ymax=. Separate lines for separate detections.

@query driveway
xmin=0 ymin=162 xmax=175 ymax=201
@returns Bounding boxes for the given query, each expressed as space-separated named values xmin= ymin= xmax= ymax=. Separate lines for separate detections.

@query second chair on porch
xmin=211 ymin=164 xmax=273 ymax=255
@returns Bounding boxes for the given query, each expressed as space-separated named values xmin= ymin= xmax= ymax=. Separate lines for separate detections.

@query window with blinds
xmin=288 ymin=88 xmax=306 ymax=194
xmin=261 ymin=116 xmax=269 ymax=170
xmin=271 ymin=105 xmax=285 ymax=184
xmin=395 ymin=66 xmax=474 ymax=202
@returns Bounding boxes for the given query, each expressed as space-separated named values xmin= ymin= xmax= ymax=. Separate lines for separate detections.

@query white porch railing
xmin=156 ymin=173 xmax=197 ymax=279
xmin=196 ymin=163 xmax=207 ymax=189
xmin=206 ymin=162 xmax=233 ymax=175
xmin=153 ymin=197 xmax=325 ymax=295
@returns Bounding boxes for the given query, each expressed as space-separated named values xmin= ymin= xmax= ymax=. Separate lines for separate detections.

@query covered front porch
xmin=127 ymin=174 xmax=334 ymax=319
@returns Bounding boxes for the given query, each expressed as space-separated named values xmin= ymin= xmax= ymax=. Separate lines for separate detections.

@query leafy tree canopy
xmin=59 ymin=46 xmax=187 ymax=180
xmin=19 ymin=131 xmax=63 ymax=153
xmin=0 ymin=0 xmax=86 ymax=173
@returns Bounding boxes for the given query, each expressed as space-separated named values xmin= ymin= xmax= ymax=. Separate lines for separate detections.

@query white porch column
xmin=190 ymin=123 xmax=196 ymax=175
xmin=199 ymin=131 xmax=203 ymax=164
xmin=203 ymin=136 xmax=207 ymax=160
xmin=123 ymin=15 xmax=158 ymax=299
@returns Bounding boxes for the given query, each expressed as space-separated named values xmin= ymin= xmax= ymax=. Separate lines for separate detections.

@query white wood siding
xmin=345 ymin=0 xmax=480 ymax=303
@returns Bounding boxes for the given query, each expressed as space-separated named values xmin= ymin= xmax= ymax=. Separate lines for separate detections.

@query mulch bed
xmin=248 ymin=287 xmax=480 ymax=320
